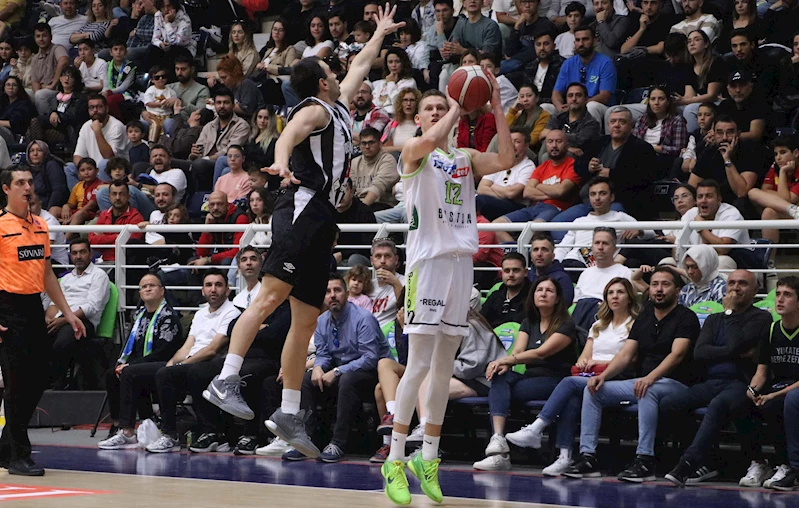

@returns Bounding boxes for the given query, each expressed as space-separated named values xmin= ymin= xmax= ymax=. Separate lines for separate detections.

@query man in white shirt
xmin=476 ymin=127 xmax=536 ymax=220
xmin=369 ymin=239 xmax=405 ymax=328
xmin=74 ymin=39 xmax=107 ymax=93
xmin=144 ymin=145 xmax=187 ymax=201
xmin=48 ymin=0 xmax=87 ymax=51
xmin=44 ymin=238 xmax=111 ymax=387
xmin=669 ymin=0 xmax=720 ymax=43
xmin=232 ymin=246 xmax=262 ymax=310
xmin=137 ymin=182 xmax=177 ymax=245
xmin=66 ymin=94 xmax=130 ymax=189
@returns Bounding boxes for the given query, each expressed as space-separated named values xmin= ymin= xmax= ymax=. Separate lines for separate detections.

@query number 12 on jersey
xmin=444 ymin=181 xmax=462 ymax=205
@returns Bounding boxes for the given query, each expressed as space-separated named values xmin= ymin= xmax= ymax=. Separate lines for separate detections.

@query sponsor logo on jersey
xmin=409 ymin=206 xmax=419 ymax=231
xmin=432 ymin=157 xmax=470 ymax=178
xmin=438 ymin=209 xmax=473 ymax=225
xmin=18 ymin=244 xmax=44 ymax=261
xmin=283 ymin=262 xmax=296 ymax=273
xmin=421 ymin=299 xmax=445 ymax=307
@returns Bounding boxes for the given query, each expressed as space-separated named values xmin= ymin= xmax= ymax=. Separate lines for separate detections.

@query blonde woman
xmin=505 ymin=278 xmax=640 ymax=476
xmin=381 ymin=87 xmax=420 ymax=153
xmin=208 ymin=22 xmax=260 ymax=87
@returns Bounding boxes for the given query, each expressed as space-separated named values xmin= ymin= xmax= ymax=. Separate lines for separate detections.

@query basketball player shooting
xmin=382 ymin=77 xmax=514 ymax=505
xmin=203 ymin=5 xmax=405 ymax=459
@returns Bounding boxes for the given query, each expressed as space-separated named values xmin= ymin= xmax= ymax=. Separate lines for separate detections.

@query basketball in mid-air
xmin=447 ymin=65 xmax=493 ymax=112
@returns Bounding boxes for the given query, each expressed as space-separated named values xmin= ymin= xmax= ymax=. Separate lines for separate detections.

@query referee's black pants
xmin=0 ymin=292 xmax=53 ymax=461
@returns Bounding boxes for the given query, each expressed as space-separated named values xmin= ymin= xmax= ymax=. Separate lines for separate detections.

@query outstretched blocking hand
xmin=373 ymin=3 xmax=406 ymax=38
xmin=262 ymin=163 xmax=301 ymax=187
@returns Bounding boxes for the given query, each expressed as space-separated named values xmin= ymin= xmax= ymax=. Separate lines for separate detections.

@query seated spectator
xmin=457 ymin=101 xmax=497 ymax=152
xmin=554 ymin=2 xmax=586 ymax=59
xmin=154 ymin=204 xmax=195 ymax=291
xmin=346 ymin=265 xmax=374 ymax=310
xmin=247 ymin=188 xmax=275 ymax=248
xmin=638 ymin=33 xmax=697 ymax=129
xmin=763 ymin=0 xmax=799 ymax=47
xmin=481 ymin=252 xmax=532 ymax=327
xmin=27 ymin=66 xmax=88 ymax=147
xmin=87 ymin=179 xmax=145 ymax=263
xmin=0 ymin=76 xmax=33 ymax=144
xmin=473 ymin=277 xmax=577 ymax=471
xmin=67 ymin=93 xmax=129 ymax=190
xmin=161 ymin=108 xmax=214 ymax=160
xmin=255 ymin=19 xmax=298 ymax=106
xmin=280 ymin=0 xmax=326 ymax=47
xmin=350 ymin=127 xmax=399 ymax=210
xmin=126 ymin=121 xmax=149 ymax=166
xmin=397 ymin=19 xmax=429 ymax=77
xmin=97 ymin=273 xmax=182 ymax=449
xmin=148 ymin=0 xmax=196 ymax=69
xmin=61 ymin=158 xmax=101 ymax=229
xmin=381 ymin=87 xmax=420 ymax=153
xmin=94 ymin=157 xmax=154 ymax=217
xmin=303 ymin=14 xmax=336 ymax=59
xmin=520 ymin=32 xmax=562 ymax=105
xmin=228 ymin=22 xmax=259 ymax=79
xmin=30 ymin=23 xmax=70 ymax=116
xmin=716 ymin=70 xmax=768 ymax=142
xmin=11 ymin=38 xmax=33 ymax=89
xmin=247 ymin=166 xmax=268 ymax=191
xmin=548 ymin=26 xmax=617 ymax=127
xmin=717 ymin=0 xmax=762 ymax=54
xmin=45 ymin=238 xmax=111 ymax=388
xmin=662 ymin=270 xmax=771 ymax=487
xmin=140 ymin=144 xmax=186 ymax=197
xmin=539 ymin=82 xmax=601 ymax=161
xmin=120 ymin=0 xmax=156 ymax=66
xmin=164 ymin=55 xmax=210 ymax=137
xmin=493 ymin=130 xmax=580 ymax=243
xmin=479 ymin=52 xmax=519 ymax=113
xmin=634 ymin=244 xmax=727 ymax=306
xmin=371 ymin=49 xmax=416 ymax=116
xmin=242 ymin=108 xmax=280 ymax=187
xmin=688 ymin=115 xmax=770 ymax=213
xmin=30 ymin=193 xmax=69 ymax=268
xmin=727 ymin=29 xmax=780 ymax=104
xmin=0 ymin=39 xmax=13 ymax=81
xmin=738 ymin=275 xmax=799 ymax=490
xmin=136 ymin=182 xmax=177 ymax=248
xmin=670 ymin=0 xmax=721 ymax=42
xmin=368 ymin=238 xmax=405 ymax=328
xmin=773 ymin=32 xmax=799 ymax=130
xmin=145 ymin=269 xmax=241 ymax=453
xmin=214 ymin=145 xmax=251 ymax=203
xmin=350 ymin=81 xmax=390 ymax=146
xmin=506 ymin=277 xmax=640 ymax=476
xmin=529 ymin=232 xmax=574 ymax=303
xmin=27 ymin=140 xmax=69 ymax=216
xmin=618 ymin=0 xmax=674 ymax=88
xmin=477 ymin=127 xmax=537 ymax=221
xmin=501 ymin=0 xmax=557 ymax=75
xmin=563 ymin=266 xmax=700 ymax=481
xmin=590 ymin=0 xmax=633 ymax=57
xmin=212 ymin=56 xmax=265 ymax=120
xmin=102 ymin=40 xmax=136 ymax=120
xmin=191 ymin=191 xmax=250 ymax=272
xmin=374 ymin=181 xmax=407 ymax=223
xmin=50 ymin=0 xmax=88 ymax=52
xmin=141 ymin=66 xmax=176 ymax=143
xmin=292 ymin=273 xmax=388 ymax=462
xmin=333 ymin=179 xmax=376 ymax=267
xmin=678 ymin=29 xmax=728 ymax=133
xmin=632 ymin=85 xmax=688 ymax=178
xmin=74 ymin=39 xmax=107 ymax=94
xmin=69 ymin=0 xmax=113 ymax=51
xmin=677 ymin=102 xmax=715 ymax=181
xmin=571 ymin=227 xmax=634 ymax=330
xmin=491 ymin=84 xmax=549 ymax=153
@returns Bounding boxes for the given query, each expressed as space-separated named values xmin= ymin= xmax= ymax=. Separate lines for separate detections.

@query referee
xmin=0 ymin=166 xmax=85 ymax=476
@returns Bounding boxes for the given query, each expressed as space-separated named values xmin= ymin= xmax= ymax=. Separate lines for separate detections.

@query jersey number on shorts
xmin=444 ymin=181 xmax=462 ymax=205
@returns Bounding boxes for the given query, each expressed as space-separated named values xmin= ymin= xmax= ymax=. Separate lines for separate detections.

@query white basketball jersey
xmin=403 ymin=147 xmax=478 ymax=266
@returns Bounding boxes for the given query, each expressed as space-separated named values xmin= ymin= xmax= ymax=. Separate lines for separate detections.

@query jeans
xmin=375 ymin=203 xmax=407 ymax=224
xmin=488 ymin=370 xmax=561 ymax=419
xmin=163 ymin=117 xmax=179 ymax=137
xmin=499 ymin=58 xmax=524 ymax=75
xmin=660 ymin=378 xmax=749 ymax=464
xmin=505 ymin=202 xmax=561 ymax=223
xmin=538 ymin=376 xmax=589 ymax=449
xmin=281 ymin=80 xmax=300 ymax=108
xmin=212 ymin=155 xmax=230 ymax=188
xmin=65 ymin=160 xmax=112 ymax=191
xmin=579 ymin=377 xmax=687 ymax=456
xmin=34 ymin=88 xmax=58 ymax=116
xmin=95 ymin=185 xmax=157 ymax=218
xmin=550 ymin=202 xmax=625 ymax=241
xmin=475 ymin=195 xmax=524 ymax=221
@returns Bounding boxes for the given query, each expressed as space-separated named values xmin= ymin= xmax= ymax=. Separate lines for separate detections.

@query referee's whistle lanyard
xmin=118 ymin=299 xmax=166 ymax=363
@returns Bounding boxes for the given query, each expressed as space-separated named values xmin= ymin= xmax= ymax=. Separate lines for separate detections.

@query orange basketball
xmin=447 ymin=65 xmax=493 ymax=113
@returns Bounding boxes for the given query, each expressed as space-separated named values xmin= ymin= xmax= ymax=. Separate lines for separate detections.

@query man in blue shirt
xmin=293 ymin=273 xmax=390 ymax=463
xmin=547 ymin=25 xmax=617 ymax=129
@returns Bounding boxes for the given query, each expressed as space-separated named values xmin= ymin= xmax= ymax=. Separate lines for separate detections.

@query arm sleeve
xmin=568 ymin=116 xmax=600 ymax=149
xmin=313 ymin=325 xmax=332 ymax=371
xmin=338 ymin=316 xmax=383 ymax=373
xmin=481 ymin=21 xmax=503 ymax=56
xmin=110 ymin=69 xmax=135 ymax=95
xmin=682 ymin=134 xmax=697 ymax=160
xmin=598 ymin=58 xmax=617 ymax=95
xmin=80 ymin=272 xmax=111 ymax=321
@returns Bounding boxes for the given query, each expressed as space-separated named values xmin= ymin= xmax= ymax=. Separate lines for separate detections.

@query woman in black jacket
xmin=27 ymin=66 xmax=89 ymax=148
xmin=245 ymin=108 xmax=280 ymax=189
xmin=27 ymin=140 xmax=69 ymax=216
xmin=0 ymin=76 xmax=34 ymax=143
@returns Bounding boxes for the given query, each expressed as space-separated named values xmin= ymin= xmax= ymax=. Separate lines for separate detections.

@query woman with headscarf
xmin=26 ymin=140 xmax=69 ymax=216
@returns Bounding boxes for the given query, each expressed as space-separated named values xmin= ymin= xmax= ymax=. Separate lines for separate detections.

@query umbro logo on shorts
xmin=283 ymin=262 xmax=296 ymax=273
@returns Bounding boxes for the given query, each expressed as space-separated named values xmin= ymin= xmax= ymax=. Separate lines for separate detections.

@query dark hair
xmin=1 ymin=76 xmax=29 ymax=103
xmin=0 ymin=165 xmax=29 ymax=193
xmin=148 ymin=64 xmax=165 ymax=78
xmin=587 ymin=175 xmax=615 ymax=194
xmin=531 ymin=231 xmax=555 ymax=249
xmin=593 ymin=226 xmax=617 ymax=245
xmin=87 ymin=92 xmax=107 ymax=105
xmin=226 ymin=144 xmax=244 ymax=157
xmin=518 ymin=82 xmax=539 ymax=96
xmin=266 ymin=18 xmax=289 ymax=49
xmin=345 ymin=265 xmax=374 ymax=295
xmin=733 ymin=0 xmax=756 ymax=19
xmin=652 ymin=265 xmax=683 ymax=288
xmin=198 ymin=108 xmax=215 ymax=125
xmin=433 ymin=0 xmax=454 ymax=8
xmin=202 ymin=268 xmax=228 ymax=285
xmin=77 ymin=38 xmax=96 ymax=49
xmin=730 ymin=27 xmax=757 ymax=44
xmin=478 ymin=51 xmax=500 ymax=68
xmin=212 ymin=86 xmax=234 ymax=101
xmin=125 ymin=120 xmax=143 ymax=132
xmin=328 ymin=271 xmax=347 ymax=290
xmin=644 ymin=85 xmax=676 ymax=128
xmin=305 ymin=15 xmax=333 ymax=47
xmin=510 ymin=126 xmax=530 ymax=143
xmin=33 ymin=22 xmax=52 ymax=35
xmin=110 ymin=39 xmax=127 ymax=49
xmin=664 ymin=32 xmax=690 ymax=64
xmin=777 ymin=275 xmax=799 ymax=295
xmin=360 ymin=126 xmax=381 ymax=140
xmin=69 ymin=237 xmax=91 ymax=251
xmin=565 ymin=81 xmax=588 ymax=96
xmin=674 ymin=183 xmax=696 ymax=201
xmin=290 ymin=57 xmax=327 ymax=100
xmin=352 ymin=20 xmax=375 ymax=35
xmin=247 ymin=165 xmax=268 ymax=177
xmin=526 ymin=276 xmax=571 ymax=339
xmin=174 ymin=53 xmax=194 ymax=67
xmin=155 ymin=182 xmax=177 ymax=197
xmin=150 ymin=143 xmax=171 ymax=157
xmin=383 ymin=48 xmax=413 ymax=80
xmin=772 ymin=135 xmax=799 ymax=152
xmin=534 ymin=30 xmax=554 ymax=41
xmin=109 ymin=178 xmax=128 ymax=193
xmin=104 ymin=157 xmax=131 ymax=177
xmin=247 ymin=187 xmax=275 ymax=220
xmin=398 ymin=18 xmax=422 ymax=43
xmin=574 ymin=25 xmax=594 ymax=38
xmin=58 ymin=65 xmax=84 ymax=93
xmin=459 ymin=48 xmax=480 ymax=65
xmin=237 ymin=245 xmax=260 ymax=263
xmin=501 ymin=251 xmax=527 ymax=267
xmin=565 ymin=1 xmax=586 ymax=16
xmin=699 ymin=101 xmax=717 ymax=114
xmin=697 ymin=178 xmax=722 ymax=195
xmin=77 ymin=157 xmax=98 ymax=170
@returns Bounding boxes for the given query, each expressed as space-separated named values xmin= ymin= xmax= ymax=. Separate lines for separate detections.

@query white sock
xmin=422 ymin=434 xmax=440 ymax=461
xmin=420 ymin=416 xmax=427 ymax=426
xmin=388 ymin=431 xmax=407 ymax=462
xmin=559 ymin=447 xmax=572 ymax=460
xmin=219 ymin=354 xmax=244 ymax=380
xmin=386 ymin=401 xmax=396 ymax=415
xmin=530 ymin=418 xmax=547 ymax=436
xmin=383 ymin=435 xmax=391 ymax=445
xmin=281 ymin=389 xmax=301 ymax=415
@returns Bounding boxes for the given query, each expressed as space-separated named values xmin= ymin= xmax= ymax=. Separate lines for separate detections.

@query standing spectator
xmin=0 ymin=76 xmax=34 ymax=144
xmin=149 ymin=0 xmax=196 ymax=68
xmin=632 ymin=85 xmax=688 ymax=178
xmin=69 ymin=0 xmax=113 ymax=51
xmin=539 ymin=82 xmax=601 ymax=161
xmin=49 ymin=0 xmax=88 ymax=52
xmin=381 ymin=87 xmax=420 ymax=153
xmin=351 ymin=81 xmax=390 ymax=145
xmin=74 ymin=39 xmax=108 ymax=94
xmin=502 ymin=0 xmax=557 ymax=75
xmin=677 ymin=29 xmax=728 ymax=133
xmin=591 ymin=0 xmax=633 ymax=57
xmin=371 ymin=49 xmax=416 ymax=115
xmin=477 ymin=127 xmax=537 ymax=220
xmin=670 ymin=0 xmax=721 ymax=42
xmin=87 ymin=180 xmax=145 ymax=262
xmin=31 ymin=23 xmax=71 ymax=116
xmin=480 ymin=252 xmax=532 ymax=327
xmin=28 ymin=66 xmax=88 ymax=147
xmin=27 ymin=140 xmax=69 ymax=216
xmin=350 ymin=127 xmax=399 ymax=209
xmin=164 ymin=55 xmax=210 ymax=135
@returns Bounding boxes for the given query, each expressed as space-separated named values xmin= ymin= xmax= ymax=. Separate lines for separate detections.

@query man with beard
xmin=87 ymin=180 xmax=144 ymax=263
xmin=139 ymin=145 xmax=187 ymax=201
xmin=481 ymin=252 xmax=531 ymax=327
xmin=368 ymin=238 xmax=405 ymax=328
xmin=67 ymin=94 xmax=130 ymax=190
xmin=563 ymin=266 xmax=700 ymax=481
xmin=165 ymin=54 xmax=211 ymax=136
xmin=549 ymin=26 xmax=616 ymax=126
xmin=528 ymin=232 xmax=573 ymax=306
xmin=520 ymin=32 xmax=562 ymax=100
xmin=188 ymin=87 xmax=250 ymax=191
xmin=502 ymin=0 xmax=557 ymax=75
xmin=350 ymin=82 xmax=390 ymax=147
xmin=540 ymin=82 xmax=600 ymax=160
xmin=190 ymin=191 xmax=250 ymax=273
xmin=669 ymin=0 xmax=721 ymax=43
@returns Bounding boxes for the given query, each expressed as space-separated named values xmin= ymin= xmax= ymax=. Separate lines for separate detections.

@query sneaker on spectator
xmin=265 ymin=409 xmax=320 ymax=459
xmin=769 ymin=466 xmax=799 ymax=491
xmin=788 ymin=204 xmax=799 ymax=220
xmin=484 ymin=434 xmax=510 ymax=456
xmin=318 ymin=443 xmax=345 ymax=463
xmin=377 ymin=413 xmax=394 ymax=435
xmin=146 ymin=435 xmax=180 ymax=453
xmin=233 ymin=436 xmax=258 ymax=455
xmin=617 ymin=455 xmax=656 ymax=483
xmin=189 ymin=433 xmax=229 ymax=453
xmin=105 ymin=424 xmax=120 ymax=441
xmin=406 ymin=423 xmax=424 ymax=446
xmin=665 ymin=460 xmax=694 ymax=487
xmin=685 ymin=464 xmax=718 ymax=484
xmin=203 ymin=375 xmax=255 ymax=420
xmin=282 ymin=448 xmax=308 ymax=461
xmin=739 ymin=460 xmax=773 ymax=487
xmin=542 ymin=456 xmax=572 ymax=477
xmin=764 ymin=464 xmax=791 ymax=488
xmin=473 ymin=453 xmax=511 ymax=471
xmin=256 ymin=438 xmax=292 ymax=456
xmin=562 ymin=454 xmax=601 ymax=479
xmin=98 ymin=430 xmax=138 ymax=450
xmin=506 ymin=424 xmax=542 ymax=449
xmin=370 ymin=444 xmax=390 ymax=463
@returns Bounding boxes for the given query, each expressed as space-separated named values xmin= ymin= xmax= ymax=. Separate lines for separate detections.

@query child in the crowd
xmin=339 ymin=20 xmax=372 ymax=64
xmin=100 ymin=156 xmax=131 ymax=188
xmin=11 ymin=39 xmax=32 ymax=88
xmin=74 ymin=39 xmax=107 ymax=93
xmin=61 ymin=157 xmax=101 ymax=234
xmin=103 ymin=40 xmax=136 ymax=119
xmin=247 ymin=166 xmax=268 ymax=190
xmin=679 ymin=102 xmax=716 ymax=179
xmin=747 ymin=136 xmax=799 ymax=270
xmin=141 ymin=65 xmax=176 ymax=143
xmin=127 ymin=120 xmax=150 ymax=165
xmin=554 ymin=2 xmax=585 ymax=59
xmin=479 ymin=52 xmax=519 ymax=114
xmin=346 ymin=265 xmax=374 ymax=310
xmin=214 ymin=145 xmax=251 ymax=203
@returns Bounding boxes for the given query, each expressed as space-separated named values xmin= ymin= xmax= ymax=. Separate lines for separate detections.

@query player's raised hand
xmin=262 ymin=163 xmax=301 ymax=186
xmin=374 ymin=3 xmax=406 ymax=36
xmin=444 ymin=87 xmax=462 ymax=117
xmin=485 ymin=72 xmax=503 ymax=110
